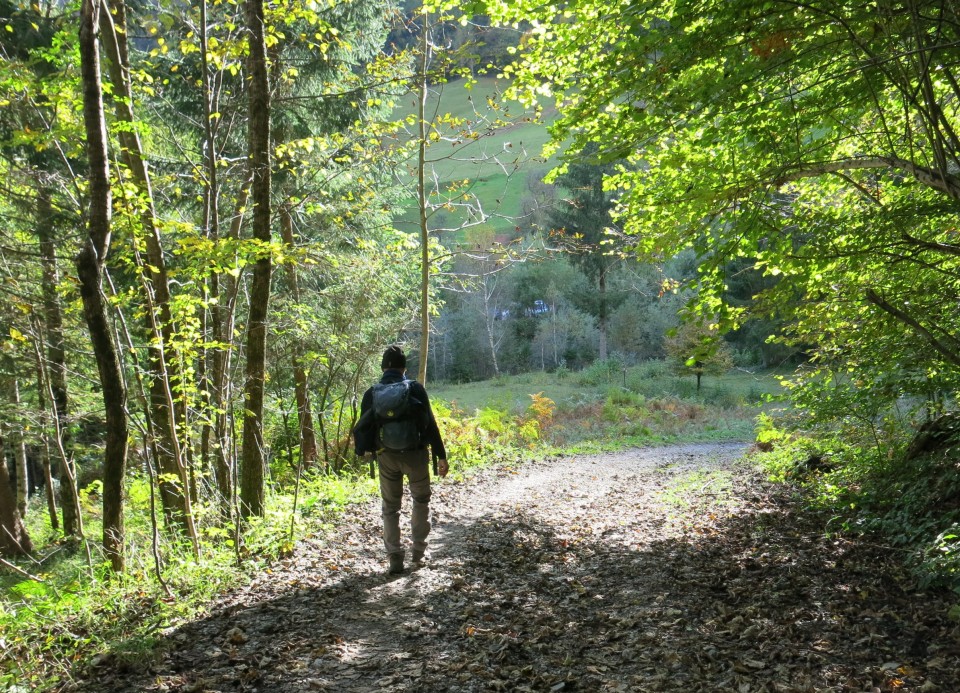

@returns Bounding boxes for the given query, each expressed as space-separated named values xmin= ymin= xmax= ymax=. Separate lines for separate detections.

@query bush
xmin=753 ymin=411 xmax=960 ymax=590
xmin=576 ymin=357 xmax=628 ymax=386
xmin=605 ymin=387 xmax=645 ymax=407
xmin=631 ymin=360 xmax=669 ymax=380
xmin=700 ymin=386 xmax=744 ymax=409
xmin=922 ymin=525 xmax=960 ymax=588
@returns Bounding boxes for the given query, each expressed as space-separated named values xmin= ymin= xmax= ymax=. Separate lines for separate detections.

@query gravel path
xmin=70 ymin=443 xmax=960 ymax=693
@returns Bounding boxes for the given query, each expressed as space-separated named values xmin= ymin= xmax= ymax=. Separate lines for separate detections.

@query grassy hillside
xmin=390 ymin=76 xmax=558 ymax=242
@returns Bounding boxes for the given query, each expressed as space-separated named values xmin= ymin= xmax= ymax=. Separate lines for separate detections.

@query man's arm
xmin=353 ymin=388 xmax=376 ymax=456
xmin=412 ymin=383 xmax=447 ymax=461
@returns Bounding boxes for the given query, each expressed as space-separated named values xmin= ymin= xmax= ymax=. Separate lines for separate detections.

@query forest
xmin=3 ymin=0 xmax=960 ymax=689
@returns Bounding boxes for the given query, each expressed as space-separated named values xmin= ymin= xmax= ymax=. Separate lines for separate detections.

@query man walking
xmin=354 ymin=346 xmax=449 ymax=574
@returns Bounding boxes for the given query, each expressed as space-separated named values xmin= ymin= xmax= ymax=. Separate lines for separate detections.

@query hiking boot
xmin=411 ymin=550 xmax=425 ymax=565
xmin=388 ymin=554 xmax=404 ymax=574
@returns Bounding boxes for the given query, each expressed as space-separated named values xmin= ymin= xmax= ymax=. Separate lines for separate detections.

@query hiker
xmin=354 ymin=345 xmax=449 ymax=574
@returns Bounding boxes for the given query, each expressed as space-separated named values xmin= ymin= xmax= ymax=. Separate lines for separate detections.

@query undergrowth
xmin=0 ymin=400 xmax=542 ymax=691
xmin=752 ymin=414 xmax=960 ymax=594
xmin=2 ymin=365 xmax=774 ymax=690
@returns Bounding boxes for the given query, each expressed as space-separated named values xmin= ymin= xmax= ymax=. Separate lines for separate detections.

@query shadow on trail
xmin=76 ymin=485 xmax=960 ymax=693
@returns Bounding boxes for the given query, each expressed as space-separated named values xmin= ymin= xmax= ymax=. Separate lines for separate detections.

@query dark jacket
xmin=353 ymin=369 xmax=447 ymax=459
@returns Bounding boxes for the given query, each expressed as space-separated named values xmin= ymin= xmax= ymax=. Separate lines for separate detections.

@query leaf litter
xmin=66 ymin=443 xmax=960 ymax=692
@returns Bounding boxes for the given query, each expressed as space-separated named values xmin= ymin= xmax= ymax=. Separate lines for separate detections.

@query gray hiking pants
xmin=378 ymin=448 xmax=431 ymax=557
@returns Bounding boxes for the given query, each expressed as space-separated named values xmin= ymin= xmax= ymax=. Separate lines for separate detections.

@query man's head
xmin=381 ymin=345 xmax=406 ymax=371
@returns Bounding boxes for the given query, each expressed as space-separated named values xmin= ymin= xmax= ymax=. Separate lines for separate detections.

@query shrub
xmin=577 ymin=357 xmax=627 ymax=386
xmin=701 ymin=386 xmax=744 ymax=409
xmin=631 ymin=360 xmax=669 ymax=380
xmin=527 ymin=392 xmax=556 ymax=428
xmin=605 ymin=386 xmax=645 ymax=407
xmin=476 ymin=406 xmax=510 ymax=435
xmin=921 ymin=526 xmax=960 ymax=588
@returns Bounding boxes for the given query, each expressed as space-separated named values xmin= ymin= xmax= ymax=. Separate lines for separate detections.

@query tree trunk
xmin=39 ymin=442 xmax=57 ymax=528
xmin=36 ymin=186 xmax=72 ymax=535
xmin=210 ymin=180 xmax=250 ymax=517
xmin=78 ymin=0 xmax=128 ymax=572
xmin=417 ymin=13 xmax=431 ymax=385
xmin=32 ymin=340 xmax=59 ymax=530
xmin=280 ymin=205 xmax=318 ymax=466
xmin=481 ymin=277 xmax=502 ymax=378
xmin=597 ymin=269 xmax=608 ymax=362
xmin=240 ymin=0 xmax=272 ymax=518
xmin=197 ymin=0 xmax=227 ymax=513
xmin=102 ymin=0 xmax=196 ymax=547
xmin=0 ymin=436 xmax=33 ymax=557
xmin=12 ymin=378 xmax=29 ymax=518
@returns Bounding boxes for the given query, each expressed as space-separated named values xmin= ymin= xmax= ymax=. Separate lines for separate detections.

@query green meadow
xmin=390 ymin=76 xmax=559 ymax=241
xmin=432 ymin=362 xmax=785 ymax=416
xmin=432 ymin=361 xmax=786 ymax=449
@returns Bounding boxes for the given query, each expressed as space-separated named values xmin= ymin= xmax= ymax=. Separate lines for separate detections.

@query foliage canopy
xmin=472 ymin=0 xmax=960 ymax=430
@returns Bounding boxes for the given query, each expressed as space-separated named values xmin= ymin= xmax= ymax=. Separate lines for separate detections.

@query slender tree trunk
xmin=482 ymin=282 xmax=502 ymax=378
xmin=36 ymin=187 xmax=72 ymax=535
xmin=78 ymin=0 xmax=128 ymax=572
xmin=597 ymin=270 xmax=608 ymax=362
xmin=210 ymin=180 xmax=250 ymax=517
xmin=39 ymin=443 xmax=56 ymax=527
xmin=33 ymin=322 xmax=62 ymax=530
xmin=0 ymin=436 xmax=33 ymax=557
xmin=279 ymin=205 xmax=318 ymax=466
xmin=198 ymin=0 xmax=222 ymax=510
xmin=102 ymin=0 xmax=196 ymax=547
xmin=12 ymin=378 xmax=29 ymax=518
xmin=417 ymin=13 xmax=431 ymax=385
xmin=240 ymin=0 xmax=272 ymax=518
xmin=30 ymin=330 xmax=59 ymax=531
xmin=33 ymin=327 xmax=84 ymax=538
xmin=551 ymin=300 xmax=560 ymax=369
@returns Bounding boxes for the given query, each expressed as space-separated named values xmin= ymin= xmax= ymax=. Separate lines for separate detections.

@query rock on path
xmin=72 ymin=444 xmax=960 ymax=692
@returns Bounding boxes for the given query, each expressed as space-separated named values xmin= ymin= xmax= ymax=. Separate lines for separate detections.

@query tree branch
xmin=900 ymin=231 xmax=960 ymax=258
xmin=865 ymin=288 xmax=960 ymax=368
xmin=772 ymin=156 xmax=960 ymax=201
xmin=0 ymin=556 xmax=44 ymax=583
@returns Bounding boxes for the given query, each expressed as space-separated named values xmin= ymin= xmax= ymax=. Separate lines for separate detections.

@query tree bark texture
xmin=0 ymin=436 xmax=33 ymax=557
xmin=78 ymin=0 xmax=128 ymax=572
xmin=240 ymin=0 xmax=272 ymax=518
xmin=102 ymin=0 xmax=197 ymax=544
xmin=38 ymin=182 xmax=73 ymax=535
xmin=12 ymin=378 xmax=29 ymax=518
xmin=280 ymin=205 xmax=318 ymax=466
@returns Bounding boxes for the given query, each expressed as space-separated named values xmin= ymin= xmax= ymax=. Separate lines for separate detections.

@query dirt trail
xmin=71 ymin=444 xmax=960 ymax=693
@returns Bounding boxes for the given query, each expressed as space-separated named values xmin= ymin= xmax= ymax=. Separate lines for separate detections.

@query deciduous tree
xmin=239 ymin=0 xmax=272 ymax=519
xmin=475 ymin=0 xmax=960 ymax=427
xmin=77 ymin=0 xmax=128 ymax=571
xmin=0 ymin=435 xmax=32 ymax=557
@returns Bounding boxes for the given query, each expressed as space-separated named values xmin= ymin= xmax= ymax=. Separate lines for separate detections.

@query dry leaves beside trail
xmin=70 ymin=444 xmax=960 ymax=693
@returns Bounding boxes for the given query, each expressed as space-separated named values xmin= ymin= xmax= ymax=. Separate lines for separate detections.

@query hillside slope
xmin=390 ymin=76 xmax=559 ymax=242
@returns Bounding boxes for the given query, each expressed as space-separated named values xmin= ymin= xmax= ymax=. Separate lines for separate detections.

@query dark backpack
xmin=372 ymin=380 xmax=423 ymax=452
